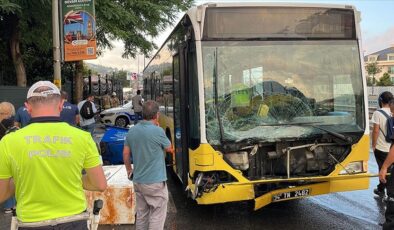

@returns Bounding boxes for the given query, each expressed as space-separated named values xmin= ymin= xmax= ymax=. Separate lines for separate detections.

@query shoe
xmin=4 ymin=208 xmax=12 ymax=214
xmin=374 ymin=188 xmax=386 ymax=197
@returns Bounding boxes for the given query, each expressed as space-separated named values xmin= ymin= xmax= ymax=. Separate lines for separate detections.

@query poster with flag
xmin=62 ymin=0 xmax=97 ymax=62
xmin=131 ymin=73 xmax=137 ymax=80
xmin=126 ymin=72 xmax=137 ymax=80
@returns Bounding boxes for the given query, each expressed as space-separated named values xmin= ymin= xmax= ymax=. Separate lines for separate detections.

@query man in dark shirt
xmin=14 ymin=103 xmax=31 ymax=128
xmin=60 ymin=91 xmax=79 ymax=126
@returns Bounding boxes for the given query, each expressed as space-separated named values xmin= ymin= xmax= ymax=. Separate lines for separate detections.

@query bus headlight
xmin=339 ymin=161 xmax=364 ymax=175
xmin=224 ymin=151 xmax=249 ymax=170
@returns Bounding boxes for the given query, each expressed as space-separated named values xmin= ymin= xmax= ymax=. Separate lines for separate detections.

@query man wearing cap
xmin=0 ymin=81 xmax=107 ymax=229
xmin=110 ymin=92 xmax=120 ymax=108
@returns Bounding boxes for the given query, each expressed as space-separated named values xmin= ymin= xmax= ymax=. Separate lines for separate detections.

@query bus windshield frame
xmin=202 ymin=40 xmax=365 ymax=145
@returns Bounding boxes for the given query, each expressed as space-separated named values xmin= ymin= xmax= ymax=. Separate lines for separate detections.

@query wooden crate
xmin=85 ymin=165 xmax=135 ymax=224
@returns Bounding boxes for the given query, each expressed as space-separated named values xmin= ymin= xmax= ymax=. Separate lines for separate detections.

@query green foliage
xmin=95 ymin=0 xmax=193 ymax=58
xmin=366 ymin=62 xmax=382 ymax=78
xmin=113 ymin=70 xmax=129 ymax=88
xmin=0 ymin=0 xmax=194 ymax=86
xmin=377 ymin=72 xmax=393 ymax=86
xmin=367 ymin=77 xmax=373 ymax=86
xmin=0 ymin=0 xmax=20 ymax=14
xmin=0 ymin=0 xmax=53 ymax=85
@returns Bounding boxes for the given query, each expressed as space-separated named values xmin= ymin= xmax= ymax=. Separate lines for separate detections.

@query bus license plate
xmin=272 ymin=189 xmax=310 ymax=202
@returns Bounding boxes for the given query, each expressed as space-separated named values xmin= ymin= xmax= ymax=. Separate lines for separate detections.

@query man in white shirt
xmin=372 ymin=91 xmax=394 ymax=197
xmin=77 ymin=94 xmax=97 ymax=135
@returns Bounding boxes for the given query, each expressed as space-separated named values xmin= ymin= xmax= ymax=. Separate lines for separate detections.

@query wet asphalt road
xmin=164 ymin=150 xmax=384 ymax=230
xmin=0 ymin=124 xmax=385 ymax=229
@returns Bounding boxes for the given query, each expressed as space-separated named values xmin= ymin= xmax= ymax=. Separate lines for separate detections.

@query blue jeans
xmin=4 ymin=196 xmax=15 ymax=209
xmin=134 ymin=112 xmax=142 ymax=125
xmin=82 ymin=123 xmax=95 ymax=135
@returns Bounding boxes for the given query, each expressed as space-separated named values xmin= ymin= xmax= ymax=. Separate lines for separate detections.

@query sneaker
xmin=374 ymin=188 xmax=386 ymax=197
xmin=4 ymin=208 xmax=12 ymax=214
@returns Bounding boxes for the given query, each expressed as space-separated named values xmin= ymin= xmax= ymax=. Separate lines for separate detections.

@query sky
xmin=85 ymin=0 xmax=394 ymax=73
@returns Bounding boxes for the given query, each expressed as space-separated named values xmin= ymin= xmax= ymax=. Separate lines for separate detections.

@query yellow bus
xmin=143 ymin=2 xmax=370 ymax=210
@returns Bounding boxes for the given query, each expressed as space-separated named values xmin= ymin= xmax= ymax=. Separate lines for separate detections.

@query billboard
xmin=62 ymin=0 xmax=97 ymax=62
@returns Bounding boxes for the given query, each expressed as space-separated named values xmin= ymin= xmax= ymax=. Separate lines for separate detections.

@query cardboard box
xmin=85 ymin=165 xmax=135 ymax=224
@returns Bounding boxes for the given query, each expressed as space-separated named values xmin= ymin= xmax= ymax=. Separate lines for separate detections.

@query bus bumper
xmin=254 ymin=175 xmax=369 ymax=210
xmin=193 ymin=173 xmax=371 ymax=211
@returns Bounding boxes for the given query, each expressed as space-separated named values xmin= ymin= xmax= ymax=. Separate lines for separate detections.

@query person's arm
xmin=82 ymin=136 xmax=107 ymax=191
xmin=75 ymin=115 xmax=80 ymax=126
xmin=0 ymin=178 xmax=15 ymax=203
xmin=164 ymin=145 xmax=173 ymax=154
xmin=14 ymin=110 xmax=21 ymax=128
xmin=92 ymin=102 xmax=98 ymax=114
xmin=380 ymin=146 xmax=394 ymax=183
xmin=82 ymin=166 xmax=107 ymax=191
xmin=14 ymin=122 xmax=21 ymax=128
xmin=75 ymin=106 xmax=80 ymax=125
xmin=123 ymin=145 xmax=133 ymax=177
xmin=372 ymin=123 xmax=380 ymax=151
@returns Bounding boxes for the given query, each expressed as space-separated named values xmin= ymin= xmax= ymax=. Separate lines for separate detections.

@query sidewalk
xmin=1 ymin=190 xmax=177 ymax=229
xmin=0 ymin=203 xmax=11 ymax=230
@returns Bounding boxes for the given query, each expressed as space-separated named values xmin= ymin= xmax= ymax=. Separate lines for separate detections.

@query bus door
xmin=173 ymin=44 xmax=190 ymax=185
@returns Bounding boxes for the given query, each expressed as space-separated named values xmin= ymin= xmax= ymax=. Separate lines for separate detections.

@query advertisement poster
xmin=62 ymin=0 xmax=96 ymax=62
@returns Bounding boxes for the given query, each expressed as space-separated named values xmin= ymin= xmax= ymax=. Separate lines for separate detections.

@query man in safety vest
xmin=0 ymin=81 xmax=107 ymax=229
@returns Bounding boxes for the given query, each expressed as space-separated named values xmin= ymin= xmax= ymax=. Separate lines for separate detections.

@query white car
xmin=100 ymin=102 xmax=140 ymax=127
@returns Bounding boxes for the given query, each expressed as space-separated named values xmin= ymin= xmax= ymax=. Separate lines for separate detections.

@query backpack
xmin=377 ymin=110 xmax=394 ymax=142
xmin=0 ymin=118 xmax=18 ymax=140
xmin=80 ymin=101 xmax=95 ymax=119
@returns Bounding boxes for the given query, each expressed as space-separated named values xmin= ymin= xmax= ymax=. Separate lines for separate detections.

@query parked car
xmin=100 ymin=102 xmax=141 ymax=127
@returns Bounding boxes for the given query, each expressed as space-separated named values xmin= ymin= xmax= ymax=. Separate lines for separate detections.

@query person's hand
xmin=127 ymin=168 xmax=132 ymax=178
xmin=379 ymin=167 xmax=388 ymax=183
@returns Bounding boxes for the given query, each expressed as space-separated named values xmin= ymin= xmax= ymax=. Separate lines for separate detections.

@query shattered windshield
xmin=203 ymin=41 xmax=365 ymax=145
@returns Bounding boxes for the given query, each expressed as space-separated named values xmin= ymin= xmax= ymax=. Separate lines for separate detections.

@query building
xmin=364 ymin=44 xmax=394 ymax=82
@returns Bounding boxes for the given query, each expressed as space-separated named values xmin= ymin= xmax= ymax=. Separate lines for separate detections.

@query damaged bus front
xmin=187 ymin=5 xmax=369 ymax=209
xmin=143 ymin=3 xmax=370 ymax=210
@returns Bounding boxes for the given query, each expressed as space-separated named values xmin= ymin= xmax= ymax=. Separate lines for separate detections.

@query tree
xmin=0 ymin=0 xmax=193 ymax=94
xmin=0 ymin=0 xmax=52 ymax=86
xmin=0 ymin=0 xmax=20 ymax=14
xmin=366 ymin=62 xmax=382 ymax=95
xmin=366 ymin=62 xmax=382 ymax=85
xmin=113 ymin=70 xmax=128 ymax=88
xmin=377 ymin=72 xmax=393 ymax=86
xmin=95 ymin=0 xmax=193 ymax=58
xmin=367 ymin=77 xmax=373 ymax=86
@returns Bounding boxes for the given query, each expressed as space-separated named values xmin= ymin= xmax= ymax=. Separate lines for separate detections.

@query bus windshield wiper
xmin=308 ymin=124 xmax=352 ymax=143
xmin=256 ymin=122 xmax=352 ymax=143
xmin=285 ymin=122 xmax=351 ymax=143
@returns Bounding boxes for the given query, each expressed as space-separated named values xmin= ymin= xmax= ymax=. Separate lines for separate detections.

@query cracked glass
xmin=203 ymin=40 xmax=364 ymax=145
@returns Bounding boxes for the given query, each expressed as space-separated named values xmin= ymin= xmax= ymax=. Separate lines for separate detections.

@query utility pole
xmin=52 ymin=0 xmax=62 ymax=88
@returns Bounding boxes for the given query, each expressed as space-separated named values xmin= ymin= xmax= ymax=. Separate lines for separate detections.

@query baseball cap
xmin=112 ymin=92 xmax=116 ymax=96
xmin=27 ymin=81 xmax=61 ymax=99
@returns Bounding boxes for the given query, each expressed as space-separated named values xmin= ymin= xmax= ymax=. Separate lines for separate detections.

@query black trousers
xmin=18 ymin=220 xmax=88 ymax=230
xmin=374 ymin=149 xmax=389 ymax=191
xmin=383 ymin=166 xmax=394 ymax=229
